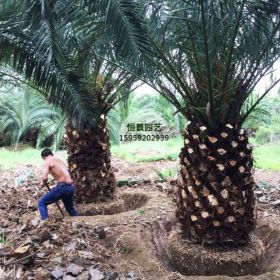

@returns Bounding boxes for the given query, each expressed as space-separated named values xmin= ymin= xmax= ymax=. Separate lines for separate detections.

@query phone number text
xmin=120 ymin=134 xmax=169 ymax=141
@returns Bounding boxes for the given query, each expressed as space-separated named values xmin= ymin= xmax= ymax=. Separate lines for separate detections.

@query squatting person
xmin=38 ymin=148 xmax=79 ymax=220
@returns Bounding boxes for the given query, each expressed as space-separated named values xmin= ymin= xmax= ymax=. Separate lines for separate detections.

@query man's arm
xmin=41 ymin=162 xmax=50 ymax=186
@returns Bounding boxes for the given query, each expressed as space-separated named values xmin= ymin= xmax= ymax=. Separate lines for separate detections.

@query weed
xmin=121 ymin=246 xmax=134 ymax=254
xmin=138 ymin=209 xmax=145 ymax=215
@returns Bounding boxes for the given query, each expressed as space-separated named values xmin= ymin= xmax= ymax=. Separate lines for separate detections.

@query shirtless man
xmin=38 ymin=148 xmax=79 ymax=220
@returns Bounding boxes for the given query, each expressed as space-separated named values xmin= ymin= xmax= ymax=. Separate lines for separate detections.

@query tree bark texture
xmin=64 ymin=117 xmax=116 ymax=203
xmin=177 ymin=122 xmax=256 ymax=245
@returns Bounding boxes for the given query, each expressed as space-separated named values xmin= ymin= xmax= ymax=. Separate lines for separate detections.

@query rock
xmin=76 ymin=239 xmax=87 ymax=250
xmin=76 ymin=271 xmax=89 ymax=280
xmin=63 ymin=275 xmax=76 ymax=280
xmin=258 ymin=196 xmax=268 ymax=203
xmin=126 ymin=272 xmax=139 ymax=280
xmin=271 ymin=199 xmax=280 ymax=207
xmin=88 ymin=267 xmax=105 ymax=280
xmin=31 ymin=217 xmax=40 ymax=227
xmin=66 ymin=263 xmax=84 ymax=276
xmin=69 ymin=255 xmax=84 ymax=266
xmin=64 ymin=242 xmax=77 ymax=252
xmin=52 ymin=233 xmax=59 ymax=240
xmin=105 ymin=271 xmax=119 ymax=280
xmin=93 ymin=227 xmax=106 ymax=239
xmin=37 ymin=252 xmax=48 ymax=258
xmin=50 ymin=257 xmax=63 ymax=264
xmin=51 ymin=267 xmax=65 ymax=279
xmin=72 ymin=222 xmax=84 ymax=230
xmin=255 ymin=190 xmax=264 ymax=196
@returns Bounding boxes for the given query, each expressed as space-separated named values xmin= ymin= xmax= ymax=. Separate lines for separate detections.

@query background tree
xmin=0 ymin=0 xmax=149 ymax=202
xmin=0 ymin=88 xmax=60 ymax=149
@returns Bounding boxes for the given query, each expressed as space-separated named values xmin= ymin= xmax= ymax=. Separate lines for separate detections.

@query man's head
xmin=41 ymin=148 xmax=53 ymax=160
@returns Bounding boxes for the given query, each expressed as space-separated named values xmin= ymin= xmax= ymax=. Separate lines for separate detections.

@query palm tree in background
xmin=138 ymin=0 xmax=280 ymax=244
xmin=36 ymin=110 xmax=67 ymax=151
xmin=0 ymin=88 xmax=59 ymax=149
xmin=0 ymin=0 xmax=149 ymax=202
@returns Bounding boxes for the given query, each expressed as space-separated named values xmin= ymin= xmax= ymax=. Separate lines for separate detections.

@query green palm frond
xmin=84 ymin=0 xmax=155 ymax=71
xmin=1 ymin=0 xmax=144 ymax=128
xmin=0 ymin=87 xmax=67 ymax=149
xmin=141 ymin=0 xmax=280 ymax=128
xmin=36 ymin=113 xmax=67 ymax=150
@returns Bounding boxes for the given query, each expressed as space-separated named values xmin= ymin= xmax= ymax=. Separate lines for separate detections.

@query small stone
xmin=76 ymin=240 xmax=87 ymax=250
xmin=37 ymin=252 xmax=48 ymax=258
xmin=51 ymin=267 xmax=65 ymax=279
xmin=93 ymin=227 xmax=106 ymax=239
xmin=42 ymin=240 xmax=52 ymax=249
xmin=258 ymin=196 xmax=268 ymax=203
xmin=63 ymin=275 xmax=76 ymax=280
xmin=126 ymin=272 xmax=139 ymax=280
xmin=31 ymin=217 xmax=40 ymax=227
xmin=271 ymin=199 xmax=280 ymax=207
xmin=72 ymin=222 xmax=78 ymax=230
xmin=255 ymin=190 xmax=263 ymax=196
xmin=72 ymin=222 xmax=83 ymax=230
xmin=88 ymin=267 xmax=105 ymax=280
xmin=105 ymin=271 xmax=119 ymax=280
xmin=66 ymin=263 xmax=84 ymax=276
xmin=64 ymin=242 xmax=77 ymax=252
xmin=50 ymin=257 xmax=63 ymax=264
xmin=77 ymin=271 xmax=89 ymax=280
xmin=70 ymin=255 xmax=84 ymax=266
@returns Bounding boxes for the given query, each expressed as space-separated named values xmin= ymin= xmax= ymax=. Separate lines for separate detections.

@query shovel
xmin=44 ymin=182 xmax=65 ymax=218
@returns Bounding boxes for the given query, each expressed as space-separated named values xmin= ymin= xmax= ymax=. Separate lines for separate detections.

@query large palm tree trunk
xmin=177 ymin=122 xmax=256 ymax=245
xmin=64 ymin=118 xmax=116 ymax=203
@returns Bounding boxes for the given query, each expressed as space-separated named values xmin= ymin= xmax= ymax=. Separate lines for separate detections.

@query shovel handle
xmin=44 ymin=182 xmax=65 ymax=218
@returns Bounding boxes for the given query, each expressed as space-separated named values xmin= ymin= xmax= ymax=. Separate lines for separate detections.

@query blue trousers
xmin=38 ymin=183 xmax=79 ymax=220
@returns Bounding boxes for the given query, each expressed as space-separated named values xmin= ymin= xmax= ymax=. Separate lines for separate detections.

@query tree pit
xmin=68 ymin=188 xmax=280 ymax=279
xmin=77 ymin=192 xmax=149 ymax=216
xmin=165 ymin=221 xmax=280 ymax=277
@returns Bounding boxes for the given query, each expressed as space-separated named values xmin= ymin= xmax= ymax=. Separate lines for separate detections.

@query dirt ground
xmin=0 ymin=157 xmax=279 ymax=279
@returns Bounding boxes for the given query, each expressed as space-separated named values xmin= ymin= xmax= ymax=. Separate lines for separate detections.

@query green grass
xmin=0 ymin=139 xmax=279 ymax=171
xmin=253 ymin=142 xmax=280 ymax=170
xmin=0 ymin=234 xmax=6 ymax=244
xmin=0 ymin=148 xmax=67 ymax=169
xmin=154 ymin=167 xmax=178 ymax=180
xmin=111 ymin=137 xmax=183 ymax=162
xmin=112 ymin=138 xmax=280 ymax=171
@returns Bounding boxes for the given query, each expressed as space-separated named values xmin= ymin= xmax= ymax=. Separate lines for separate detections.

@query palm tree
xmin=0 ymin=0 xmax=149 ymax=202
xmin=0 ymin=88 xmax=59 ymax=150
xmin=138 ymin=0 xmax=280 ymax=244
xmin=155 ymin=95 xmax=186 ymax=136
xmin=36 ymin=109 xmax=67 ymax=151
xmin=63 ymin=65 xmax=138 ymax=203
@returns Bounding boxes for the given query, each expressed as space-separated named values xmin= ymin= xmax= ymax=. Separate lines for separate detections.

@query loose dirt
xmin=0 ymin=158 xmax=279 ymax=279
